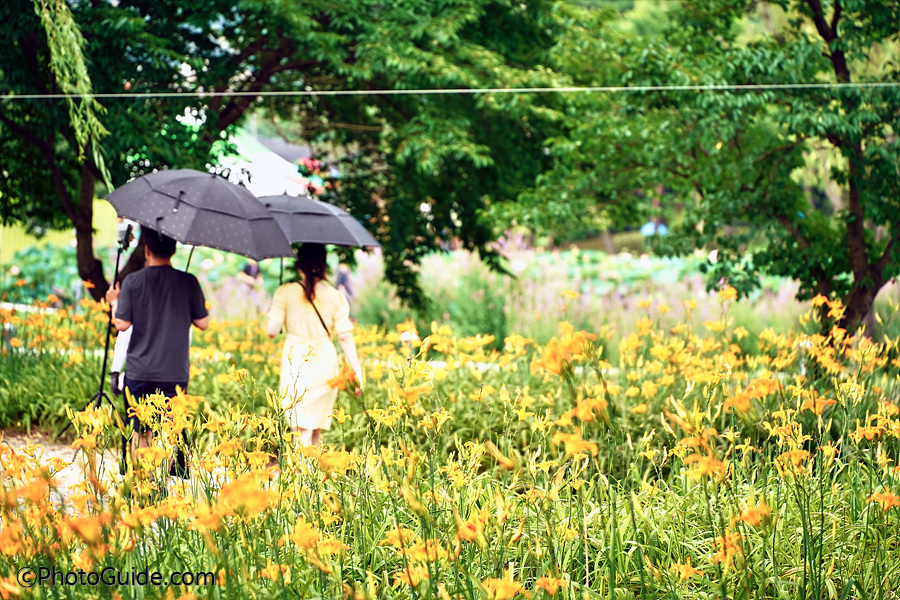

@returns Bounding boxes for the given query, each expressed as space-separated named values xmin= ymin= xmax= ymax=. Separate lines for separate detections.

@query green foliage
xmin=519 ymin=0 xmax=900 ymax=330
xmin=0 ymin=0 xmax=572 ymax=309
xmin=30 ymin=0 xmax=109 ymax=182
xmin=354 ymin=253 xmax=509 ymax=348
xmin=0 ymin=349 xmax=104 ymax=434
xmin=350 ymin=248 xmax=808 ymax=364
xmin=0 ymin=245 xmax=80 ymax=304
xmin=0 ymin=303 xmax=279 ymax=432
xmin=4 ymin=289 xmax=900 ymax=598
xmin=0 ymin=243 xmax=288 ymax=305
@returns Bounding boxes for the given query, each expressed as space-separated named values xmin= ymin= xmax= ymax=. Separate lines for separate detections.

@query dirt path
xmin=1 ymin=430 xmax=116 ymax=504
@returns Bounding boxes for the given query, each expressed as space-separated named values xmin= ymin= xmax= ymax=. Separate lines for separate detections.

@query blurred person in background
xmin=237 ymin=259 xmax=262 ymax=288
xmin=335 ymin=262 xmax=355 ymax=317
xmin=236 ymin=258 xmax=268 ymax=315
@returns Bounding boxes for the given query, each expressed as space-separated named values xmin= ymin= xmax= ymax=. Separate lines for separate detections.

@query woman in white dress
xmin=266 ymin=244 xmax=362 ymax=446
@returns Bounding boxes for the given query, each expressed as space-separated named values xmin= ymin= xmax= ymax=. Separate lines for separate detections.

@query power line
xmin=1 ymin=81 xmax=897 ymax=101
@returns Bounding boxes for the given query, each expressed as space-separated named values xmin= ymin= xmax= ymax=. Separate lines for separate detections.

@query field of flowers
xmin=2 ymin=242 xmax=819 ymax=347
xmin=1 ymin=289 xmax=900 ymax=599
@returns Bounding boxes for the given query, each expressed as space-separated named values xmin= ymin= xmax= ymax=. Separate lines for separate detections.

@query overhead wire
xmin=0 ymin=81 xmax=898 ymax=101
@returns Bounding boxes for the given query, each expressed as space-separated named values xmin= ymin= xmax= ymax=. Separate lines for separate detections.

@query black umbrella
xmin=106 ymin=169 xmax=294 ymax=260
xmin=259 ymin=194 xmax=381 ymax=248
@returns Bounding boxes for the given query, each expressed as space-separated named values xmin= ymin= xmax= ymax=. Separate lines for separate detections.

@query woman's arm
xmin=266 ymin=314 xmax=282 ymax=338
xmin=266 ymin=286 xmax=287 ymax=338
xmin=337 ymin=331 xmax=363 ymax=387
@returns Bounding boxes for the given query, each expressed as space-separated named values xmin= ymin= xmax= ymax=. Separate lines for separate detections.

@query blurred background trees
xmin=503 ymin=0 xmax=900 ymax=330
xmin=1 ymin=0 xmax=567 ymax=306
xmin=1 ymin=0 xmax=898 ymax=329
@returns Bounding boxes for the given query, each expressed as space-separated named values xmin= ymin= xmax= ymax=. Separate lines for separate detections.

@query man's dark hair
xmin=142 ymin=227 xmax=177 ymax=258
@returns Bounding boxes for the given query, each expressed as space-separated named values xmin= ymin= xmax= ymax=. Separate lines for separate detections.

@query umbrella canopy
xmin=259 ymin=194 xmax=381 ymax=248
xmin=106 ymin=169 xmax=294 ymax=260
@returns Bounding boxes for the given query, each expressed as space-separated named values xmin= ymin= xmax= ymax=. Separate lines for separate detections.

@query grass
xmin=1 ymin=289 xmax=899 ymax=599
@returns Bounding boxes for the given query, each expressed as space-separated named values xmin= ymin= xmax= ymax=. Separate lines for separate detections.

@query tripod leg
xmin=57 ymin=390 xmax=106 ymax=439
xmin=120 ymin=434 xmax=128 ymax=476
xmin=60 ymin=235 xmax=128 ymax=441
xmin=170 ymin=430 xmax=191 ymax=479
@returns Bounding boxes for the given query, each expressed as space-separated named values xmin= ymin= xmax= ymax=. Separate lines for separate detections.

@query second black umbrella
xmin=259 ymin=194 xmax=380 ymax=248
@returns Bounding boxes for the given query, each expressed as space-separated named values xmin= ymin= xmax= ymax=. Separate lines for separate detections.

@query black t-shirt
xmin=115 ymin=265 xmax=208 ymax=382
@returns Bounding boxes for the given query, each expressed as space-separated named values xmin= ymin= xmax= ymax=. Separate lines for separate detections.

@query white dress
xmin=267 ymin=281 xmax=353 ymax=430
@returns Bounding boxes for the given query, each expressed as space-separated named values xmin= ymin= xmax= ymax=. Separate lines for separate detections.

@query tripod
xmin=59 ymin=225 xmax=133 ymax=467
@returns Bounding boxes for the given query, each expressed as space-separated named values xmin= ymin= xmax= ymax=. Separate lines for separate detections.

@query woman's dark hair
xmin=142 ymin=226 xmax=177 ymax=258
xmin=295 ymin=243 xmax=328 ymax=302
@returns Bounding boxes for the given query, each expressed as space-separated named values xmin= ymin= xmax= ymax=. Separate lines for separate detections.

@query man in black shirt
xmin=106 ymin=227 xmax=209 ymax=476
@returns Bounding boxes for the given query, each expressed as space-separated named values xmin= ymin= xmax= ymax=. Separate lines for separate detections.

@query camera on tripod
xmin=116 ymin=219 xmax=136 ymax=251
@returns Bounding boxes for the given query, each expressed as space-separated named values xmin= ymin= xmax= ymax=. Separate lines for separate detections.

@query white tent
xmin=221 ymin=130 xmax=312 ymax=197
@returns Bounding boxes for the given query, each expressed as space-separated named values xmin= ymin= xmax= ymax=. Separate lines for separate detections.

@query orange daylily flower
xmin=867 ymin=492 xmax=900 ymax=512
xmin=732 ymin=499 xmax=771 ymax=528
xmin=711 ymin=532 xmax=742 ymax=569
xmin=327 ymin=361 xmax=358 ymax=391
xmin=534 ymin=577 xmax=568 ymax=595
xmin=670 ymin=557 xmax=705 ymax=580
xmin=483 ymin=578 xmax=531 ymax=600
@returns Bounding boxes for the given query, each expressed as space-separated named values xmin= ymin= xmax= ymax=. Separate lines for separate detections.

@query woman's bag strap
xmin=310 ymin=300 xmax=330 ymax=337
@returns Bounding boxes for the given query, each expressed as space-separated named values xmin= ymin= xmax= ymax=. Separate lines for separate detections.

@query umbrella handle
xmin=279 ymin=257 xmax=284 ymax=285
xmin=185 ymin=246 xmax=195 ymax=272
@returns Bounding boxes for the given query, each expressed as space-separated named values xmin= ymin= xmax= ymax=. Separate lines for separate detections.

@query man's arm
xmin=113 ymin=316 xmax=132 ymax=332
xmin=105 ymin=282 xmax=132 ymax=331
xmin=187 ymin=275 xmax=210 ymax=331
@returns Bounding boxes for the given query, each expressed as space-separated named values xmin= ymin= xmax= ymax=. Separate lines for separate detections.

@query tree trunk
xmin=841 ymin=285 xmax=878 ymax=334
xmin=602 ymin=230 xmax=615 ymax=254
xmin=838 ymin=152 xmax=892 ymax=333
xmin=74 ymin=165 xmax=107 ymax=301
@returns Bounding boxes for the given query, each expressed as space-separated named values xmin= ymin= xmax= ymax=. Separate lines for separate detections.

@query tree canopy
xmin=1 ymin=0 xmax=567 ymax=305
xmin=2 ymin=0 xmax=899 ymax=328
xmin=516 ymin=0 xmax=900 ymax=329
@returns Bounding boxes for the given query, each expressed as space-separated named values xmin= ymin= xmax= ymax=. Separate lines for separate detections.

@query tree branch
xmin=825 ymin=133 xmax=844 ymax=149
xmin=845 ymin=158 xmax=870 ymax=282
xmin=21 ymin=30 xmax=51 ymax=95
xmin=804 ymin=0 xmax=836 ymax=43
xmin=274 ymin=59 xmax=320 ymax=73
xmin=213 ymin=37 xmax=298 ymax=132
xmin=775 ymin=215 xmax=811 ymax=249
xmin=119 ymin=236 xmax=146 ymax=281
xmin=0 ymin=109 xmax=77 ymax=223
xmin=206 ymin=36 xmax=270 ymax=115
xmin=229 ymin=36 xmax=268 ymax=69
xmin=830 ymin=0 xmax=842 ymax=39
xmin=329 ymin=122 xmax=384 ymax=132
xmin=803 ymin=0 xmax=851 ymax=82
xmin=367 ymin=82 xmax=413 ymax=121
xmin=753 ymin=136 xmax=809 ymax=165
